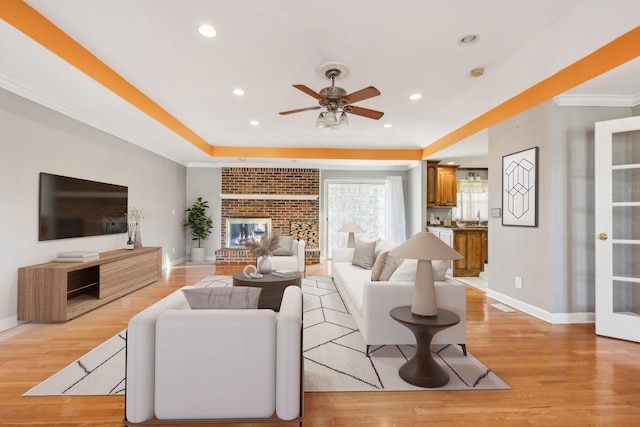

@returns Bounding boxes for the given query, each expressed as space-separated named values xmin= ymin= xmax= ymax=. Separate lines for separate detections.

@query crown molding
xmin=553 ymin=93 xmax=640 ymax=107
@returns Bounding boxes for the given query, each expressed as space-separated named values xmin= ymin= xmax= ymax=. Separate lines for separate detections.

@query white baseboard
xmin=485 ymin=289 xmax=595 ymax=324
xmin=0 ymin=316 xmax=20 ymax=333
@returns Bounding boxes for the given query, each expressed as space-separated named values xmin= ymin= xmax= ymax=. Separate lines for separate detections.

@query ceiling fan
xmin=279 ymin=63 xmax=384 ymax=129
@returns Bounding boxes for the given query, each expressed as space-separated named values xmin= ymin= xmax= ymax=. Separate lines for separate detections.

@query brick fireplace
xmin=215 ymin=167 xmax=320 ymax=264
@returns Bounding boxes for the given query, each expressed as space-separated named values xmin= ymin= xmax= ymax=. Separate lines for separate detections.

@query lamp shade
xmin=388 ymin=232 xmax=463 ymax=316
xmin=388 ymin=232 xmax=462 ymax=261
xmin=338 ymin=222 xmax=365 ymax=233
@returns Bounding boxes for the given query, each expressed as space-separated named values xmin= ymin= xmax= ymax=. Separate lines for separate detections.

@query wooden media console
xmin=18 ymin=247 xmax=161 ymax=321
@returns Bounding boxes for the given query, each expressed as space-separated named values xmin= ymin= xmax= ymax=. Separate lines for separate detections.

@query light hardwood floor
xmin=1 ymin=261 xmax=639 ymax=427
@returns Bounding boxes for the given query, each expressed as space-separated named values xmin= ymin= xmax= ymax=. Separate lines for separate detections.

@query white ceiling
xmin=1 ymin=1 xmax=639 ymax=169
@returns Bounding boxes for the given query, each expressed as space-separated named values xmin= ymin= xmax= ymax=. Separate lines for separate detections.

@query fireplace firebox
xmin=225 ymin=218 xmax=272 ymax=249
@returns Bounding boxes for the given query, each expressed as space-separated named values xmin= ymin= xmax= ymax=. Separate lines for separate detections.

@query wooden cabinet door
xmin=453 ymin=230 xmax=484 ymax=276
xmin=426 ymin=161 xmax=439 ymax=206
xmin=438 ymin=167 xmax=458 ymax=206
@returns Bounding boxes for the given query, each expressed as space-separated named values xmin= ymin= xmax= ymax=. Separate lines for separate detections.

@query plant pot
xmin=190 ymin=247 xmax=206 ymax=264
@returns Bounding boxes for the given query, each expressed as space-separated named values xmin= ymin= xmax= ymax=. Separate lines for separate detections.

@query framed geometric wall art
xmin=502 ymin=146 xmax=539 ymax=227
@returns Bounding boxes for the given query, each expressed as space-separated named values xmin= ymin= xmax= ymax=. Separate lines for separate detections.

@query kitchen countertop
xmin=428 ymin=225 xmax=488 ymax=231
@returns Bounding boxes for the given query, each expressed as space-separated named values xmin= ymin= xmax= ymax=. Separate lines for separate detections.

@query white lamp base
xmin=411 ymin=259 xmax=438 ymax=316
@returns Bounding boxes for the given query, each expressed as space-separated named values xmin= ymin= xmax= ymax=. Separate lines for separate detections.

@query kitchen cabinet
xmin=428 ymin=227 xmax=487 ymax=277
xmin=427 ymin=161 xmax=458 ymax=207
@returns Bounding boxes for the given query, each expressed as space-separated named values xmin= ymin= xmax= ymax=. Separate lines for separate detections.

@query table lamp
xmin=338 ymin=222 xmax=365 ymax=248
xmin=388 ymin=232 xmax=463 ymax=316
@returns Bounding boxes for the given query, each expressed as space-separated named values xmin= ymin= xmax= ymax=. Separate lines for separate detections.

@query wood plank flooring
xmin=1 ymin=262 xmax=639 ymax=426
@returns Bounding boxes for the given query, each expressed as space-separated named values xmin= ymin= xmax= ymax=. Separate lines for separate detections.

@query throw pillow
xmin=371 ymin=251 xmax=404 ymax=281
xmin=388 ymin=259 xmax=418 ymax=281
xmin=352 ymin=239 xmax=377 ymax=270
xmin=272 ymin=235 xmax=294 ymax=256
xmin=378 ymin=254 xmax=404 ymax=281
xmin=182 ymin=287 xmax=262 ymax=309
xmin=432 ymin=260 xmax=450 ymax=281
xmin=370 ymin=251 xmax=388 ymax=280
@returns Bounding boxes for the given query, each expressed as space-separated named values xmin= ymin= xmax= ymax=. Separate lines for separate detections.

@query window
xmin=452 ymin=180 xmax=488 ymax=221
xmin=325 ymin=180 xmax=386 ymax=256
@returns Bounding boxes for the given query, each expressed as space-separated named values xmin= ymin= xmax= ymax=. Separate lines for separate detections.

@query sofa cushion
xmin=182 ymin=287 xmax=262 ymax=309
xmin=273 ymin=235 xmax=294 ymax=256
xmin=352 ymin=239 xmax=377 ymax=269
xmin=432 ymin=260 xmax=450 ymax=281
xmin=388 ymin=259 xmax=450 ymax=282
xmin=371 ymin=251 xmax=403 ymax=281
xmin=388 ymin=259 xmax=418 ymax=281
xmin=374 ymin=239 xmax=398 ymax=260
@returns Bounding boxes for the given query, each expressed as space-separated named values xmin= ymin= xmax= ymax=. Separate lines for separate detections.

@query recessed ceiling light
xmin=233 ymin=88 xmax=245 ymax=96
xmin=458 ymin=34 xmax=479 ymax=47
xmin=447 ymin=161 xmax=456 ymax=165
xmin=384 ymin=124 xmax=393 ymax=128
xmin=409 ymin=93 xmax=422 ymax=101
xmin=250 ymin=120 xmax=259 ymax=126
xmin=198 ymin=24 xmax=217 ymax=38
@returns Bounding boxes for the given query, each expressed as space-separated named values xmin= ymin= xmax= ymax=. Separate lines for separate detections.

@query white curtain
xmin=386 ymin=176 xmax=406 ymax=243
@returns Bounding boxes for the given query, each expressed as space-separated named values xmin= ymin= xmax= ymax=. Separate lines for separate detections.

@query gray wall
xmin=185 ymin=167 xmax=221 ymax=261
xmin=0 ymin=88 xmax=187 ymax=331
xmin=488 ymin=100 xmax=631 ymax=320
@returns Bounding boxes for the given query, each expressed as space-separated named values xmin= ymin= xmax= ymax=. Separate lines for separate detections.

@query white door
xmin=595 ymin=115 xmax=640 ymax=342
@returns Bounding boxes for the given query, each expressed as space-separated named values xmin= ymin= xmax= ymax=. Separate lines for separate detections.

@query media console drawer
xmin=18 ymin=247 xmax=162 ymax=321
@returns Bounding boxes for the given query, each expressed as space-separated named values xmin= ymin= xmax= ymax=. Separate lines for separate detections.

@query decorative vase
xmin=125 ymin=238 xmax=134 ymax=250
xmin=133 ymin=222 xmax=142 ymax=249
xmin=257 ymin=257 xmax=272 ymax=274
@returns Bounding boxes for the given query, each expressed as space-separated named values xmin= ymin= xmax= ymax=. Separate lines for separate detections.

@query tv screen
xmin=39 ymin=173 xmax=128 ymax=241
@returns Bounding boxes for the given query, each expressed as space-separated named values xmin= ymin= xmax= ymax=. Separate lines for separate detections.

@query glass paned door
xmin=595 ymin=116 xmax=640 ymax=342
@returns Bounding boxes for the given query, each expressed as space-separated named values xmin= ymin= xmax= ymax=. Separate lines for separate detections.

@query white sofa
xmin=125 ymin=285 xmax=303 ymax=424
xmin=259 ymin=238 xmax=306 ymax=274
xmin=332 ymin=239 xmax=467 ymax=356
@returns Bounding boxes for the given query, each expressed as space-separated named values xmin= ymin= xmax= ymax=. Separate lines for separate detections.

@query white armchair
xmin=259 ymin=238 xmax=306 ymax=274
xmin=125 ymin=286 xmax=303 ymax=425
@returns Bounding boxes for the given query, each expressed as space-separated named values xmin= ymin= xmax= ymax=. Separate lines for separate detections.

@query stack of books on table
xmin=53 ymin=251 xmax=100 ymax=263
xmin=272 ymin=269 xmax=297 ymax=277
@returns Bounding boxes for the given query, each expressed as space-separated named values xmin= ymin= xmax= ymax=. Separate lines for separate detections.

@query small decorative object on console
xmin=244 ymin=232 xmax=282 ymax=274
xmin=243 ymin=264 xmax=263 ymax=279
xmin=53 ymin=251 xmax=99 ymax=263
xmin=272 ymin=269 xmax=297 ymax=277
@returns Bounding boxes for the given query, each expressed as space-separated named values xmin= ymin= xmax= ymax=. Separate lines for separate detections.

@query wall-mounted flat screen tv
xmin=39 ymin=173 xmax=128 ymax=241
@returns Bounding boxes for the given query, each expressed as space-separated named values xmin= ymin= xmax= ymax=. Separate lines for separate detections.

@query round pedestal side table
xmin=389 ymin=306 xmax=460 ymax=388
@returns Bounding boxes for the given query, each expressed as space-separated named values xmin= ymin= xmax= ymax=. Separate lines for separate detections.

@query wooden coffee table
xmin=389 ymin=306 xmax=460 ymax=388
xmin=232 ymin=272 xmax=301 ymax=311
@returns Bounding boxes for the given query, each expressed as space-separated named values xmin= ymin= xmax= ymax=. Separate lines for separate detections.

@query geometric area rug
xmin=24 ymin=275 xmax=509 ymax=396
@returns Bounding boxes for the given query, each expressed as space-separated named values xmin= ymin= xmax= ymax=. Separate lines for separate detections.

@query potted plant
xmin=182 ymin=197 xmax=213 ymax=263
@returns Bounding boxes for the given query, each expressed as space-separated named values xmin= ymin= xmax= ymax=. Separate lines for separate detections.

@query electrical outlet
xmin=515 ymin=276 xmax=523 ymax=289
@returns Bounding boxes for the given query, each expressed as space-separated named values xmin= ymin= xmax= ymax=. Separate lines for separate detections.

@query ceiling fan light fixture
xmin=316 ymin=112 xmax=326 ymax=128
xmin=325 ymin=110 xmax=337 ymax=126
xmin=339 ymin=111 xmax=349 ymax=127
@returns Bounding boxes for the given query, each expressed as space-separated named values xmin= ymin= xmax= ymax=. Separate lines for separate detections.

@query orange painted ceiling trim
xmin=210 ymin=146 xmax=422 ymax=161
xmin=422 ymin=25 xmax=640 ymax=158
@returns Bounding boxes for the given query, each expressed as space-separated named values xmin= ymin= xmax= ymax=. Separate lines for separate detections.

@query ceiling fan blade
xmin=279 ymin=106 xmax=321 ymax=115
xmin=345 ymin=86 xmax=381 ymax=103
xmin=293 ymin=84 xmax=323 ymax=100
xmin=348 ymin=105 xmax=384 ymax=120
